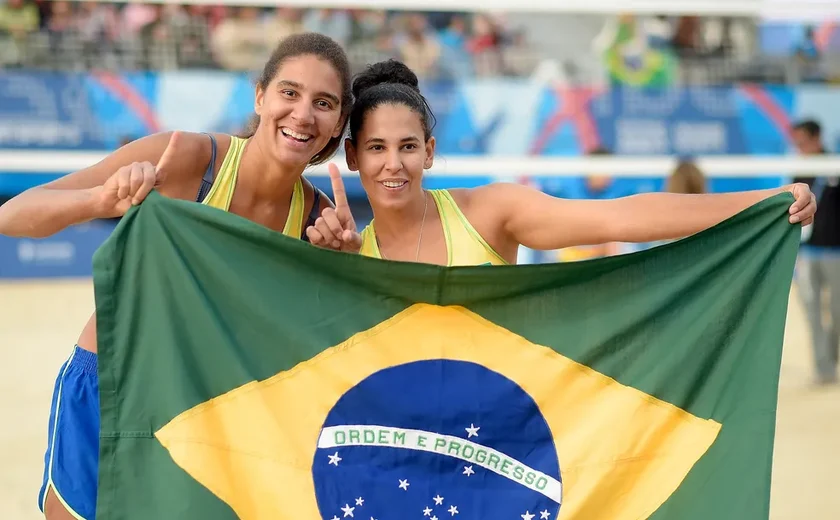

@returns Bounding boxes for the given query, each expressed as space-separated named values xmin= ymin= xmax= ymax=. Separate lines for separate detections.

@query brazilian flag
xmin=93 ymin=190 xmax=799 ymax=520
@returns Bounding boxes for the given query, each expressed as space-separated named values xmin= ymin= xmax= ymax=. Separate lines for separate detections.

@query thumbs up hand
xmin=97 ymin=131 xmax=183 ymax=218
xmin=306 ymin=163 xmax=363 ymax=253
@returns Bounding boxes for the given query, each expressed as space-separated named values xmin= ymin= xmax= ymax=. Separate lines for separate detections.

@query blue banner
xmin=3 ymin=71 xmax=832 ymax=158
xmin=0 ymin=219 xmax=117 ymax=278
xmin=0 ymin=72 xmax=105 ymax=150
xmin=590 ymin=87 xmax=747 ymax=156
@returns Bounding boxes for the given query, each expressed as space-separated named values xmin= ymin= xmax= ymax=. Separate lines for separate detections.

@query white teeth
xmin=383 ymin=181 xmax=406 ymax=188
xmin=281 ymin=128 xmax=311 ymax=141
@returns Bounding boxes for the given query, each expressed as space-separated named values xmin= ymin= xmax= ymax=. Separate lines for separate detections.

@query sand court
xmin=1 ymin=280 xmax=837 ymax=519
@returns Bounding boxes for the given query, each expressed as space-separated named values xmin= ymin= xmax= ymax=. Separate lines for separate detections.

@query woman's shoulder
xmin=445 ymin=183 xmax=519 ymax=211
xmin=127 ymin=131 xmax=233 ymax=171
xmin=195 ymin=132 xmax=234 ymax=162
xmin=147 ymin=131 xmax=234 ymax=200
xmin=435 ymin=186 xmax=504 ymax=231
xmin=441 ymin=182 xmax=530 ymax=236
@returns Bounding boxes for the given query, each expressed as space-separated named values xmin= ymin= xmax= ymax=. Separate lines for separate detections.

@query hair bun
xmin=352 ymin=59 xmax=419 ymax=99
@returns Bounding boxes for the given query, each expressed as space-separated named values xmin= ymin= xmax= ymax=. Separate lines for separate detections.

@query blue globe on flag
xmin=312 ymin=360 xmax=562 ymax=520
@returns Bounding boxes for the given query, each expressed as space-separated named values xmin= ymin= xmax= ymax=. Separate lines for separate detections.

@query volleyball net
xmin=3 ymin=151 xmax=840 ymax=178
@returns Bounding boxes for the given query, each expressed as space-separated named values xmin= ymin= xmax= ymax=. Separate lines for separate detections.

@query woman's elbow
xmin=0 ymin=191 xmax=45 ymax=238
xmin=0 ymin=202 xmax=19 ymax=237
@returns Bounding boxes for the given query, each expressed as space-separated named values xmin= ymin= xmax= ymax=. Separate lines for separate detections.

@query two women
xmin=0 ymin=51 xmax=816 ymax=520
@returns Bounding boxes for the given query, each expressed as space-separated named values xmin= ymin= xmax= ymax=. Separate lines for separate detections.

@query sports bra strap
xmin=302 ymin=187 xmax=322 ymax=242
xmin=195 ymin=133 xmax=218 ymax=203
xmin=193 ymin=139 xmax=322 ymax=243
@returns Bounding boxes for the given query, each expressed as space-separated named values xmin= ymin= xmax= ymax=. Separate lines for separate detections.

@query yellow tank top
xmin=199 ymin=136 xmax=306 ymax=238
xmin=359 ymin=189 xmax=507 ymax=266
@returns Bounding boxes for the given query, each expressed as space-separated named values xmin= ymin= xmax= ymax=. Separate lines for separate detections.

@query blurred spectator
xmin=593 ymin=13 xmax=678 ymax=88
xmin=796 ymin=26 xmax=820 ymax=62
xmin=77 ymin=1 xmax=120 ymax=68
xmin=350 ymin=15 xmax=398 ymax=66
xmin=467 ymin=14 xmax=504 ymax=77
xmin=46 ymin=1 xmax=74 ymax=33
xmin=303 ymin=9 xmax=350 ymax=47
xmin=791 ymin=119 xmax=840 ymax=386
xmin=139 ymin=4 xmax=183 ymax=70
xmin=398 ymin=13 xmax=441 ymax=80
xmin=120 ymin=0 xmax=158 ymax=37
xmin=581 ymin=146 xmax=622 ymax=199
xmin=0 ymin=0 xmax=40 ymax=65
xmin=665 ymin=159 xmax=707 ymax=194
xmin=438 ymin=15 xmax=473 ymax=79
xmin=0 ymin=0 xmax=39 ymax=34
xmin=349 ymin=8 xmax=386 ymax=45
xmin=212 ymin=6 xmax=269 ymax=71
xmin=167 ymin=4 xmax=215 ymax=68
xmin=439 ymin=15 xmax=468 ymax=51
xmin=77 ymin=1 xmax=118 ymax=43
xmin=264 ymin=7 xmax=303 ymax=48
xmin=46 ymin=0 xmax=75 ymax=54
xmin=672 ymin=15 xmax=701 ymax=56
xmin=553 ymin=147 xmax=624 ymax=261
xmin=502 ymin=28 xmax=535 ymax=77
xmin=645 ymin=15 xmax=673 ymax=50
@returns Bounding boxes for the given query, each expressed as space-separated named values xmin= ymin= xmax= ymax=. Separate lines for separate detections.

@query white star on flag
xmin=448 ymin=505 xmax=459 ymax=516
xmin=331 ymin=516 xmax=339 ymax=520
xmin=355 ymin=497 xmax=364 ymax=506
xmin=465 ymin=424 xmax=480 ymax=438
xmin=433 ymin=495 xmax=444 ymax=505
xmin=462 ymin=465 xmax=475 ymax=477
xmin=328 ymin=452 xmax=342 ymax=466
xmin=540 ymin=511 xmax=551 ymax=519
xmin=398 ymin=479 xmax=410 ymax=490
xmin=521 ymin=511 xmax=535 ymax=520
xmin=423 ymin=507 xmax=433 ymax=516
xmin=340 ymin=504 xmax=354 ymax=518
xmin=431 ymin=517 xmax=438 ymax=520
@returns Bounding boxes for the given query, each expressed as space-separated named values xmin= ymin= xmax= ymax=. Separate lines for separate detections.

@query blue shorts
xmin=39 ymin=346 xmax=99 ymax=520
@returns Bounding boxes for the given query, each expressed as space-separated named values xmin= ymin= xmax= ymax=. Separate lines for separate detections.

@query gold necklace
xmin=378 ymin=191 xmax=428 ymax=262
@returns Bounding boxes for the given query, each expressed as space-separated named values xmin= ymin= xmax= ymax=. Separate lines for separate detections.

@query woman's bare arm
xmin=0 ymin=131 xmax=209 ymax=237
xmin=470 ymin=182 xmax=815 ymax=252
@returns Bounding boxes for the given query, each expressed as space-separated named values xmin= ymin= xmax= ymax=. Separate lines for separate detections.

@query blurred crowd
xmin=0 ymin=0 xmax=838 ymax=82
xmin=0 ymin=0 xmax=534 ymax=78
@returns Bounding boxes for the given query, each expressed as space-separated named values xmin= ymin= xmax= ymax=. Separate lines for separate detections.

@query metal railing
xmin=2 ymin=27 xmax=838 ymax=85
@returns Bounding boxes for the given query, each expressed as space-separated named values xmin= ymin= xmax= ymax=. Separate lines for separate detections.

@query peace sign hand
xmin=306 ymin=163 xmax=363 ymax=253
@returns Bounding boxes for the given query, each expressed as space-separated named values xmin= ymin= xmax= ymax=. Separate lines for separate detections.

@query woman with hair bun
xmin=308 ymin=59 xmax=816 ymax=265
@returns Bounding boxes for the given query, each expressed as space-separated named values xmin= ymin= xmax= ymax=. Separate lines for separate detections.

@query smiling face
xmin=254 ymin=54 xmax=346 ymax=170
xmin=346 ymin=103 xmax=435 ymax=210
